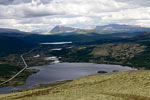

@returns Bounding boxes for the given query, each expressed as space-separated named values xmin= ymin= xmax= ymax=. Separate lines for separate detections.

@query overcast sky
xmin=0 ymin=0 xmax=150 ymax=32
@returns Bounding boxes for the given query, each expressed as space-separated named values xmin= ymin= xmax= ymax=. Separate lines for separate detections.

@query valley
xmin=11 ymin=41 xmax=148 ymax=69
xmin=0 ymin=25 xmax=150 ymax=99
xmin=0 ymin=33 xmax=149 ymax=88
xmin=0 ymin=39 xmax=148 ymax=90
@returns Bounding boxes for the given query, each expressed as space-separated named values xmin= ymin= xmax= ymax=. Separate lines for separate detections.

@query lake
xmin=40 ymin=42 xmax=72 ymax=45
xmin=0 ymin=63 xmax=136 ymax=94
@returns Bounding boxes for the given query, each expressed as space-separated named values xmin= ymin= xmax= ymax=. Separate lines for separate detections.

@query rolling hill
xmin=0 ymin=28 xmax=31 ymax=37
xmin=1 ymin=70 xmax=150 ymax=100
xmin=0 ymin=36 xmax=34 ymax=56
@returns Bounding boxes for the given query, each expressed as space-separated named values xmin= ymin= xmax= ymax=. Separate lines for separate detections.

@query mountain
xmin=0 ymin=28 xmax=31 ymax=37
xmin=0 ymin=28 xmax=21 ymax=33
xmin=50 ymin=25 xmax=95 ymax=36
xmin=50 ymin=26 xmax=76 ymax=33
xmin=94 ymin=24 xmax=150 ymax=34
xmin=49 ymin=24 xmax=150 ymax=37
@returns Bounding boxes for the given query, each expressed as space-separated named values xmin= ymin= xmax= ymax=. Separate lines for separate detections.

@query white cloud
xmin=0 ymin=0 xmax=150 ymax=31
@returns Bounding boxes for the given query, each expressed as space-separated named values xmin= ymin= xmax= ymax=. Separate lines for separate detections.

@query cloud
xmin=0 ymin=0 xmax=150 ymax=32
xmin=0 ymin=0 xmax=14 ymax=5
xmin=0 ymin=0 xmax=30 ymax=5
xmin=115 ymin=0 xmax=150 ymax=7
xmin=0 ymin=0 xmax=130 ymax=19
xmin=0 ymin=0 xmax=52 ymax=5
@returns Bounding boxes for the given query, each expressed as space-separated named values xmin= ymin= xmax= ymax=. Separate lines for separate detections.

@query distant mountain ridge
xmin=0 ymin=28 xmax=21 ymax=33
xmin=1 ymin=26 xmax=150 ymax=57
xmin=94 ymin=24 xmax=150 ymax=33
xmin=49 ymin=24 xmax=150 ymax=36
xmin=0 ymin=28 xmax=31 ymax=37
xmin=50 ymin=26 xmax=76 ymax=33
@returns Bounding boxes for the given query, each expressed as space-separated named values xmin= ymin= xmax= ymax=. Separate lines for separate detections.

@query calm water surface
xmin=0 ymin=63 xmax=136 ymax=94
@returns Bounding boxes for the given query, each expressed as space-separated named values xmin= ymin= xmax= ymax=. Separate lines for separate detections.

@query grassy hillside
xmin=51 ymin=42 xmax=149 ymax=69
xmin=1 ymin=70 xmax=150 ymax=100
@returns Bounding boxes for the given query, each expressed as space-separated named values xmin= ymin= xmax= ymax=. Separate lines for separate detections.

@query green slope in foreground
xmin=1 ymin=70 xmax=150 ymax=100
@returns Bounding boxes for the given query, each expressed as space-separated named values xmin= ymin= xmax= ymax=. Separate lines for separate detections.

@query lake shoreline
xmin=0 ymin=62 xmax=136 ymax=94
